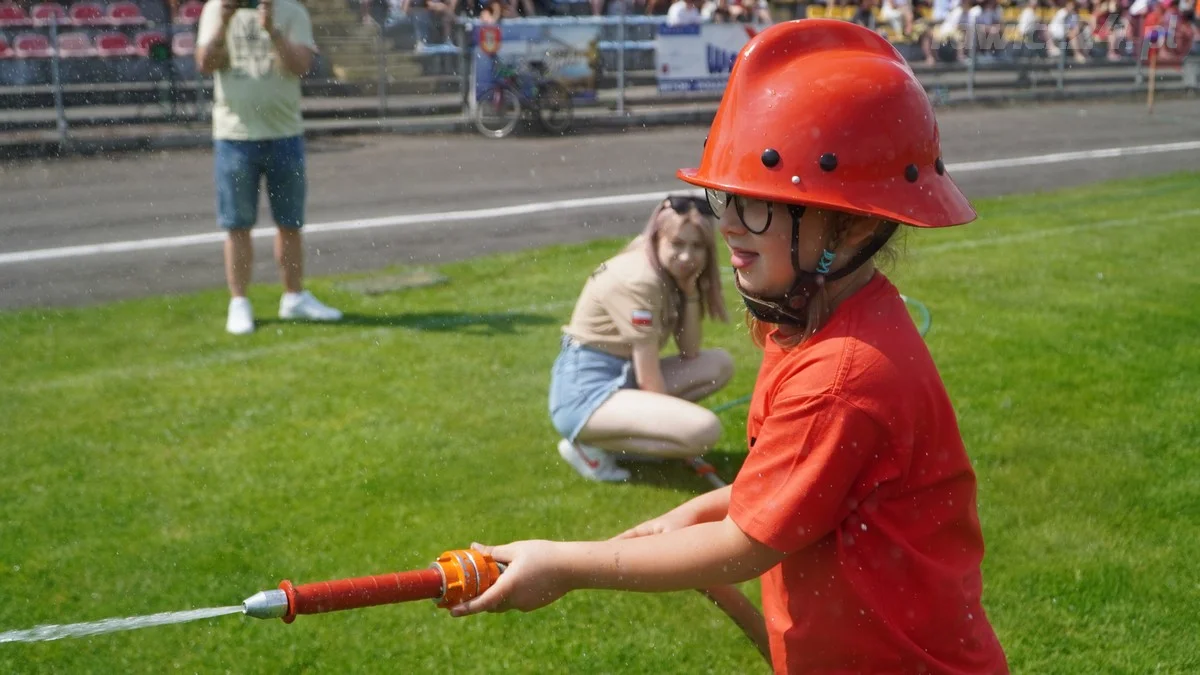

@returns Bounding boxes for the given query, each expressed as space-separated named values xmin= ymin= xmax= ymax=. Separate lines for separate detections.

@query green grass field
xmin=1 ymin=172 xmax=1197 ymax=673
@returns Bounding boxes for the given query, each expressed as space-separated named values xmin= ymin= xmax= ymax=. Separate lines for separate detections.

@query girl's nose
xmin=718 ymin=210 xmax=746 ymax=238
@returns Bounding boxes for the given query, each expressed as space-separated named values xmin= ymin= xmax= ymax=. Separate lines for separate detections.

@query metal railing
xmin=0 ymin=12 xmax=1194 ymax=151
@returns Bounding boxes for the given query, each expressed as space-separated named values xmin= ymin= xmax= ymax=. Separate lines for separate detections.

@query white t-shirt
xmin=1048 ymin=7 xmax=1076 ymax=40
xmin=197 ymin=0 xmax=317 ymax=140
xmin=1018 ymin=7 xmax=1038 ymax=35
xmin=666 ymin=0 xmax=703 ymax=25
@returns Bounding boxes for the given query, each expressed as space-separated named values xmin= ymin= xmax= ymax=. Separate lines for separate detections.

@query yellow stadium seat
xmin=807 ymin=5 xmax=828 ymax=18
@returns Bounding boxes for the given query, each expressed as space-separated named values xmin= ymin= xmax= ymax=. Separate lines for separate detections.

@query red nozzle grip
xmin=280 ymin=568 xmax=444 ymax=623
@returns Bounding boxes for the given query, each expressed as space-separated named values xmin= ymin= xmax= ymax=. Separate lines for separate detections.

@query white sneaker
xmin=279 ymin=290 xmax=343 ymax=322
xmin=557 ymin=439 xmax=630 ymax=483
xmin=226 ymin=296 xmax=255 ymax=335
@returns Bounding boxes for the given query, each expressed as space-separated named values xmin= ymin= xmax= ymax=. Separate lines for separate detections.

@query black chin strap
xmin=736 ymin=209 xmax=898 ymax=327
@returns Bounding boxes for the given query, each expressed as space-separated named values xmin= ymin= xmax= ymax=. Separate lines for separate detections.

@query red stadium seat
xmin=30 ymin=2 xmax=67 ymax=25
xmin=106 ymin=1 xmax=145 ymax=26
xmin=12 ymin=32 xmax=54 ymax=57
xmin=172 ymin=31 xmax=195 ymax=56
xmin=0 ymin=35 xmax=12 ymax=58
xmin=0 ymin=2 xmax=32 ymax=28
xmin=55 ymin=30 xmax=96 ymax=56
xmin=134 ymin=29 xmax=167 ymax=57
xmin=95 ymin=31 xmax=136 ymax=57
xmin=68 ymin=1 xmax=106 ymax=26
xmin=177 ymin=0 xmax=203 ymax=24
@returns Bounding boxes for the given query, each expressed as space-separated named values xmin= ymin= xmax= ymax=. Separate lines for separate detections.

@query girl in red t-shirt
xmin=452 ymin=19 xmax=1009 ymax=674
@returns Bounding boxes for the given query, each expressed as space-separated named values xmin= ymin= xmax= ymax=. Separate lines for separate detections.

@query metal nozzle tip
xmin=242 ymin=589 xmax=289 ymax=620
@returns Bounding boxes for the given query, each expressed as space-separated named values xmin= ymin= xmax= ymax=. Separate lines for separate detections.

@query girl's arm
xmin=612 ymin=485 xmax=731 ymax=539
xmin=631 ymin=341 xmax=668 ymax=394
xmin=450 ymin=516 xmax=785 ymax=616
xmin=674 ymin=293 xmax=703 ymax=359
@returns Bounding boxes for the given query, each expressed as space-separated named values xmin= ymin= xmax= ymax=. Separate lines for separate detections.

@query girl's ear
xmin=842 ymin=215 xmax=885 ymax=249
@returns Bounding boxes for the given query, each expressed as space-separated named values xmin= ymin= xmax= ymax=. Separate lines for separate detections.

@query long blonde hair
xmin=624 ymin=199 xmax=729 ymax=324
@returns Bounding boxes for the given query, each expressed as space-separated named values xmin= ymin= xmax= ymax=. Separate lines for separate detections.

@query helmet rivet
xmin=935 ymin=158 xmax=945 ymax=175
xmin=905 ymin=164 xmax=919 ymax=182
xmin=761 ymin=149 xmax=781 ymax=168
xmin=791 ymin=175 xmax=800 ymax=185
xmin=818 ymin=153 xmax=838 ymax=172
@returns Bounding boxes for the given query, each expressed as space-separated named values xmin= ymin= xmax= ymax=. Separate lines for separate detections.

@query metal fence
xmin=1 ymin=12 xmax=1195 ymax=149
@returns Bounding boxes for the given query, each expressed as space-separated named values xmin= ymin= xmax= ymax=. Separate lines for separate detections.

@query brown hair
xmin=624 ymin=199 xmax=730 ymax=324
xmin=747 ymin=215 xmax=902 ymax=350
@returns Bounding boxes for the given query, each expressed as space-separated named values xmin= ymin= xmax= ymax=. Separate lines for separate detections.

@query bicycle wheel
xmin=474 ymin=86 xmax=522 ymax=139
xmin=535 ymin=81 xmax=574 ymax=135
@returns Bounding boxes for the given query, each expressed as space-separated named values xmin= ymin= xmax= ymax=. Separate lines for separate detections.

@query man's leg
xmin=215 ymin=139 xmax=262 ymax=334
xmin=266 ymin=136 xmax=342 ymax=322
xmin=226 ymin=230 xmax=254 ymax=297
xmin=275 ymin=227 xmax=303 ymax=294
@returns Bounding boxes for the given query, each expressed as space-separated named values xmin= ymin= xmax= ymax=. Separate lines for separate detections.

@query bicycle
xmin=473 ymin=59 xmax=575 ymax=139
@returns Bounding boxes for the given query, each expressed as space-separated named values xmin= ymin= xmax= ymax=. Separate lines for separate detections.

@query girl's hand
xmin=449 ymin=541 xmax=570 ymax=616
xmin=679 ymin=267 xmax=704 ymax=300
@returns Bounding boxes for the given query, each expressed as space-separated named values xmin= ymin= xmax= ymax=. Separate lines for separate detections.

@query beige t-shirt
xmin=563 ymin=248 xmax=680 ymax=360
xmin=197 ymin=0 xmax=316 ymax=140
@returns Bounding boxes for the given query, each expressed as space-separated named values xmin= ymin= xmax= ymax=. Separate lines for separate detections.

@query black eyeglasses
xmin=705 ymin=189 xmax=775 ymax=235
xmin=664 ymin=195 xmax=715 ymax=217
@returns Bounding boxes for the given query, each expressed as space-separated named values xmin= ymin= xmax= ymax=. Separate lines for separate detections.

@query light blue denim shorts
xmin=548 ymin=335 xmax=637 ymax=442
xmin=214 ymin=135 xmax=306 ymax=230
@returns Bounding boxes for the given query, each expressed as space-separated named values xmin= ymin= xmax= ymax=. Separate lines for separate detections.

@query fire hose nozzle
xmin=241 ymin=549 xmax=502 ymax=623
xmin=242 ymin=589 xmax=290 ymax=620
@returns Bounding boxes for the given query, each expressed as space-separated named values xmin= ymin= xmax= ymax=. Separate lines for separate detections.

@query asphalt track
xmin=0 ymin=98 xmax=1197 ymax=311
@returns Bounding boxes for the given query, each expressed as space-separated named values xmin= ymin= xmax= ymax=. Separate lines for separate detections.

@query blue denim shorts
xmin=548 ymin=336 xmax=638 ymax=442
xmin=214 ymin=136 xmax=306 ymax=230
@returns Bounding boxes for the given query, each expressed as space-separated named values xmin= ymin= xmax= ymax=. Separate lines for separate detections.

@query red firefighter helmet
xmin=678 ymin=19 xmax=976 ymax=229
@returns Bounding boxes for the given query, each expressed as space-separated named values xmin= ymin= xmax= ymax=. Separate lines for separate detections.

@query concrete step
xmin=332 ymin=63 xmax=423 ymax=82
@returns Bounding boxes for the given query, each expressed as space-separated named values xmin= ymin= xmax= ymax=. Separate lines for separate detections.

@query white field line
xmin=918 ymin=208 xmax=1200 ymax=254
xmin=10 ymin=207 xmax=1195 ymax=394
xmin=1 ymin=140 xmax=1198 ymax=266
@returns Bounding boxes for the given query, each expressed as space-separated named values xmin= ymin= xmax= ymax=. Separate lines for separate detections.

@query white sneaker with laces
xmin=557 ymin=439 xmax=631 ymax=483
xmin=226 ymin=296 xmax=255 ymax=335
xmin=279 ymin=290 xmax=343 ymax=322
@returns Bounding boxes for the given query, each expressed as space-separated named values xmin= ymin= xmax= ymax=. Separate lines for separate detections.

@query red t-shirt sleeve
xmin=730 ymin=394 xmax=885 ymax=554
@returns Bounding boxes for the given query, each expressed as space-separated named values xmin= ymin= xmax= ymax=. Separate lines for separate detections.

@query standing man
xmin=196 ymin=0 xmax=342 ymax=335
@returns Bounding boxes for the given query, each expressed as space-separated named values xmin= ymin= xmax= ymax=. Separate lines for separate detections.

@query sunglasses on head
xmin=664 ymin=195 xmax=715 ymax=217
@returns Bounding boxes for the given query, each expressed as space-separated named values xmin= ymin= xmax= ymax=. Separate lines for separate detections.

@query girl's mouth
xmin=730 ymin=249 xmax=759 ymax=269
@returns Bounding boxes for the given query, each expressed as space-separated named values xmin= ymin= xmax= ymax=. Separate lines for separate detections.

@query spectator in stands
xmin=196 ymin=0 xmax=343 ymax=335
xmin=594 ymin=0 xmax=644 ymax=14
xmin=1048 ymin=0 xmax=1089 ymax=62
xmin=1017 ymin=0 xmax=1042 ymax=49
xmin=851 ymin=0 xmax=879 ymax=29
xmin=549 ymin=196 xmax=733 ymax=482
xmin=667 ymin=0 xmax=704 ymax=23
xmin=879 ymin=0 xmax=915 ymax=37
xmin=360 ymin=0 xmax=390 ymax=26
xmin=702 ymin=0 xmax=736 ymax=22
xmin=920 ymin=0 xmax=965 ymax=62
xmin=966 ymin=0 xmax=1003 ymax=54
xmin=1092 ymin=0 xmax=1128 ymax=59
xmin=402 ymin=0 xmax=459 ymax=48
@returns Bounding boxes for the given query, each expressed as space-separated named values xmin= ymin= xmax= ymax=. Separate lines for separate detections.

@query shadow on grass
xmin=260 ymin=311 xmax=557 ymax=335
xmin=624 ymin=448 xmax=748 ymax=494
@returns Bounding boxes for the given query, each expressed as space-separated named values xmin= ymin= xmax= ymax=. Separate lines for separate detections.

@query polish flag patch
xmin=631 ymin=309 xmax=654 ymax=327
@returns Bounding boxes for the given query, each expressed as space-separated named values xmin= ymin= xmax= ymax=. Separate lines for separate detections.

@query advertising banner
xmin=655 ymin=23 xmax=767 ymax=93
